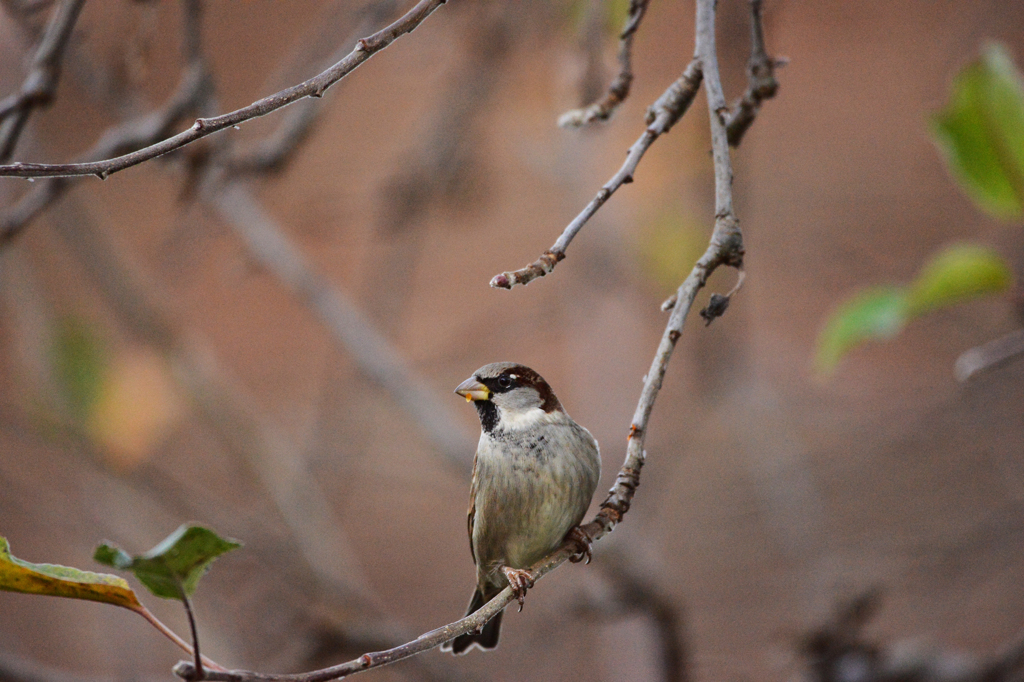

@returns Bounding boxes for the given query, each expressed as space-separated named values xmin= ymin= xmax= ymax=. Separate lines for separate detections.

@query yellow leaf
xmin=0 ymin=536 xmax=142 ymax=610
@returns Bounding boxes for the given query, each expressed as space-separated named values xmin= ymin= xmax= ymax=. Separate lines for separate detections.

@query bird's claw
xmin=502 ymin=567 xmax=534 ymax=612
xmin=567 ymin=526 xmax=593 ymax=564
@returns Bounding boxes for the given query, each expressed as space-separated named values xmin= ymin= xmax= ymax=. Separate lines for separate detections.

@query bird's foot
xmin=502 ymin=567 xmax=534 ymax=612
xmin=566 ymin=526 xmax=593 ymax=564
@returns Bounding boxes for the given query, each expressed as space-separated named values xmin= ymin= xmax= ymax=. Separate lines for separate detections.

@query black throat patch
xmin=474 ymin=399 xmax=499 ymax=434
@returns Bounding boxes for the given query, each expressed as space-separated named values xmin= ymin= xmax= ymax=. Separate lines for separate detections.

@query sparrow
xmin=442 ymin=362 xmax=601 ymax=655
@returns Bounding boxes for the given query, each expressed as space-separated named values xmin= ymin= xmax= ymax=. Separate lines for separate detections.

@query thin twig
xmin=491 ymin=61 xmax=703 ymax=289
xmin=0 ymin=0 xmax=449 ymax=179
xmin=558 ymin=0 xmax=651 ymax=128
xmin=0 ymin=0 xmax=85 ymax=161
xmin=723 ymin=0 xmax=780 ymax=147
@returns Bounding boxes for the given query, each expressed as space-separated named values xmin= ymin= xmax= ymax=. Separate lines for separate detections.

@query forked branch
xmin=491 ymin=61 xmax=703 ymax=290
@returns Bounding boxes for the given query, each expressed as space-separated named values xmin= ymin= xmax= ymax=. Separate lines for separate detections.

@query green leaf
xmin=94 ymin=525 xmax=241 ymax=601
xmin=52 ymin=317 xmax=106 ymax=418
xmin=815 ymin=287 xmax=909 ymax=374
xmin=0 ymin=536 xmax=142 ymax=610
xmin=906 ymin=243 xmax=1012 ymax=315
xmin=930 ymin=43 xmax=1024 ymax=220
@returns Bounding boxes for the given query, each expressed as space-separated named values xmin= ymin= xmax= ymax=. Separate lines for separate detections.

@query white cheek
xmin=497 ymin=406 xmax=549 ymax=431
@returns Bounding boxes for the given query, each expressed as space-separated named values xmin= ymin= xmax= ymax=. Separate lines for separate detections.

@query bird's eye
xmin=497 ymin=375 xmax=512 ymax=389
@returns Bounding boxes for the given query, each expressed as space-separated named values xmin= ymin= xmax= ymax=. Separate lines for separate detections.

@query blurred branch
xmin=954 ymin=328 xmax=1024 ymax=381
xmin=490 ymin=61 xmax=703 ymax=289
xmin=799 ymin=592 xmax=884 ymax=682
xmin=799 ymin=592 xmax=1024 ymax=682
xmin=723 ymin=0 xmax=781 ymax=148
xmin=558 ymin=0 xmax=650 ymax=128
xmin=0 ymin=0 xmax=84 ymax=161
xmin=175 ymin=0 xmax=745 ymax=677
xmin=0 ymin=0 xmax=450 ymax=180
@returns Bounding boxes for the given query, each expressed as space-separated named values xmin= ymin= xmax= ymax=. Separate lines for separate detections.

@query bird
xmin=442 ymin=362 xmax=601 ymax=655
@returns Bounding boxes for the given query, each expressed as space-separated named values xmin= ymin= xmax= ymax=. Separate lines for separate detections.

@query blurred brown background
xmin=1 ymin=1 xmax=1023 ymax=681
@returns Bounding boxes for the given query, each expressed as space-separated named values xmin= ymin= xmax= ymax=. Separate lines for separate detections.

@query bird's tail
xmin=442 ymin=588 xmax=503 ymax=654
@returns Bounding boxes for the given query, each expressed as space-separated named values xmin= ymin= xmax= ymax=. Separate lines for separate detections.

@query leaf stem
xmin=130 ymin=604 xmax=226 ymax=672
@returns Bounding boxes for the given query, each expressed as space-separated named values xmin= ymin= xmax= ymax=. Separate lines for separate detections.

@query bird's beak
xmin=455 ymin=377 xmax=490 ymax=402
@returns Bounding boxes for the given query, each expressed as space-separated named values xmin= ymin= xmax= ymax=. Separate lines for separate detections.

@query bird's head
xmin=455 ymin=362 xmax=562 ymax=432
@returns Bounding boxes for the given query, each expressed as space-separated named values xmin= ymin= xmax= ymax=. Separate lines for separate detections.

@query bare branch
xmin=491 ymin=61 xmax=703 ymax=289
xmin=696 ymin=1 xmax=735 ymax=224
xmin=723 ymin=0 xmax=781 ymax=147
xmin=0 ymin=0 xmax=85 ymax=161
xmin=0 ymin=0 xmax=450 ymax=179
xmin=954 ymin=328 xmax=1024 ymax=381
xmin=558 ymin=0 xmax=651 ymax=128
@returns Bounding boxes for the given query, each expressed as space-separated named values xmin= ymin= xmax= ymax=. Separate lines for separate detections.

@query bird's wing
xmin=467 ymin=448 xmax=479 ymax=563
